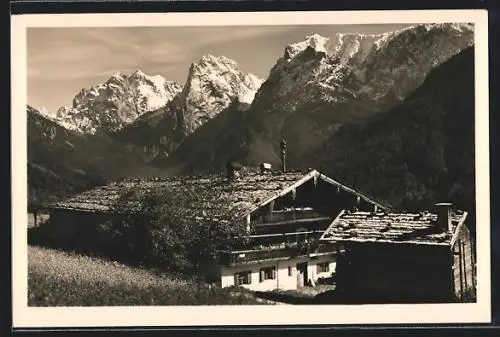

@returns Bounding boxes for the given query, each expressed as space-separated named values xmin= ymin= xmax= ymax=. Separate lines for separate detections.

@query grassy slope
xmin=28 ymin=246 xmax=264 ymax=306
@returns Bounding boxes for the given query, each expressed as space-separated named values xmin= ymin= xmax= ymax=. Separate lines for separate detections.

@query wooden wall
xmin=271 ymin=178 xmax=375 ymax=214
xmin=48 ymin=209 xmax=113 ymax=251
xmin=452 ymin=223 xmax=476 ymax=300
xmin=250 ymin=178 xmax=378 ymax=228
xmin=338 ymin=242 xmax=454 ymax=303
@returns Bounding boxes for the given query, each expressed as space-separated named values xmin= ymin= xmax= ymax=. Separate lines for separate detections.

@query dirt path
xmin=252 ymin=285 xmax=337 ymax=305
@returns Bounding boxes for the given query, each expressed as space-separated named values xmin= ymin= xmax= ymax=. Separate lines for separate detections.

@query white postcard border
xmin=11 ymin=9 xmax=491 ymax=327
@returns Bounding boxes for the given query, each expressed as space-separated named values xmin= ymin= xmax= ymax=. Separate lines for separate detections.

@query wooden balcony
xmin=251 ymin=208 xmax=329 ymax=225
xmin=219 ymin=242 xmax=337 ymax=267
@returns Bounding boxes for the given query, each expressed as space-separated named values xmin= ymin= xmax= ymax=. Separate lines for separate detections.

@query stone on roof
xmin=51 ymin=170 xmax=313 ymax=223
xmin=49 ymin=169 xmax=390 ymax=224
xmin=320 ymin=209 xmax=468 ymax=246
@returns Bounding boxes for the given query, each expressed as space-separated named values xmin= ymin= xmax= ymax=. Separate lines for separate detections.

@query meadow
xmin=28 ymin=245 xmax=266 ymax=306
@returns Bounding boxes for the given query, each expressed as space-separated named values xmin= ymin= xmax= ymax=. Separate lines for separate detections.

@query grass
xmin=28 ymin=246 xmax=265 ymax=306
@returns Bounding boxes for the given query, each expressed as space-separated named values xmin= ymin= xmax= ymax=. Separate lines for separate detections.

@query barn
xmin=319 ymin=202 xmax=476 ymax=303
xmin=43 ymin=165 xmax=388 ymax=291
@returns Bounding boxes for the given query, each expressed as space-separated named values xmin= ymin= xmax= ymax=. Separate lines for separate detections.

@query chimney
xmin=226 ymin=162 xmax=235 ymax=180
xmin=260 ymin=162 xmax=272 ymax=174
xmin=435 ymin=202 xmax=453 ymax=232
xmin=226 ymin=161 xmax=241 ymax=181
xmin=280 ymin=138 xmax=287 ymax=173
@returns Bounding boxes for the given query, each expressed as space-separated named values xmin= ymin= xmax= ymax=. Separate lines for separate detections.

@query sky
xmin=27 ymin=24 xmax=412 ymax=114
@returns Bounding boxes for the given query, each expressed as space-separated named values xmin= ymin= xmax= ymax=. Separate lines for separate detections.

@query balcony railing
xmin=219 ymin=242 xmax=337 ymax=267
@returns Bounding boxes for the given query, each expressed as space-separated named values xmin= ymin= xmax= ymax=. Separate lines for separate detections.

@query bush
xmin=83 ymin=187 xmax=250 ymax=274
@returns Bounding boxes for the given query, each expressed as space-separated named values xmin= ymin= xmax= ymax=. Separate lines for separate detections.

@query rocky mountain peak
xmin=284 ymin=34 xmax=329 ymax=60
xmin=114 ymin=54 xmax=264 ymax=159
xmin=132 ymin=69 xmax=147 ymax=77
xmin=174 ymin=54 xmax=263 ymax=134
xmin=54 ymin=70 xmax=183 ymax=134
xmin=196 ymin=54 xmax=238 ymax=68
xmin=183 ymin=22 xmax=475 ymax=173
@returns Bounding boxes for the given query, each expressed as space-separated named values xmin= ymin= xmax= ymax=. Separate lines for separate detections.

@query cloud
xmin=27 ymin=27 xmax=191 ymax=81
xmin=27 ymin=24 xmax=411 ymax=112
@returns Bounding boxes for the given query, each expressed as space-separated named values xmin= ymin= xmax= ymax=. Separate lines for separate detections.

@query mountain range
xmin=308 ymin=46 xmax=475 ymax=213
xmin=112 ymin=54 xmax=263 ymax=157
xmin=159 ymin=23 xmax=473 ymax=171
xmin=53 ymin=70 xmax=183 ymax=134
xmin=28 ymin=23 xmax=476 ymax=213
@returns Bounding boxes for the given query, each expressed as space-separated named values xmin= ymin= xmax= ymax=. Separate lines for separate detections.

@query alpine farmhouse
xmin=320 ymin=202 xmax=475 ymax=303
xmin=42 ymin=165 xmax=388 ymax=291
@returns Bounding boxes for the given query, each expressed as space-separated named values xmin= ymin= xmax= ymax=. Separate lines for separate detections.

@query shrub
xmin=88 ymin=187 xmax=250 ymax=274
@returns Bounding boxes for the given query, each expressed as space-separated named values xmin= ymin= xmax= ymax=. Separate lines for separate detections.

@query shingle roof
xmin=320 ymin=209 xmax=468 ymax=246
xmin=49 ymin=169 xmax=389 ymax=224
xmin=49 ymin=170 xmax=306 ymax=223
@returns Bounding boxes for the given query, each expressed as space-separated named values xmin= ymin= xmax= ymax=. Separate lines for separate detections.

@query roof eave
xmin=321 ymin=237 xmax=452 ymax=246
xmin=449 ymin=211 xmax=469 ymax=248
xmin=241 ymin=169 xmax=319 ymax=219
xmin=316 ymin=173 xmax=390 ymax=211
xmin=319 ymin=209 xmax=345 ymax=241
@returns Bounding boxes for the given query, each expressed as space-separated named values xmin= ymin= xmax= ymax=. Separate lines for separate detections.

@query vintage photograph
xmin=12 ymin=10 xmax=490 ymax=327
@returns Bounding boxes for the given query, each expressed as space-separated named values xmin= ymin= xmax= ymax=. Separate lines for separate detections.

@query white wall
xmin=220 ymin=254 xmax=336 ymax=291
xmin=308 ymin=256 xmax=337 ymax=285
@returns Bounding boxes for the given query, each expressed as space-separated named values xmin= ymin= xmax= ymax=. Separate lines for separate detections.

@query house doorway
xmin=296 ymin=262 xmax=308 ymax=287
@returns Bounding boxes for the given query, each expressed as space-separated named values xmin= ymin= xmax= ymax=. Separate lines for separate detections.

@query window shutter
xmin=272 ymin=268 xmax=277 ymax=279
xmin=234 ymin=273 xmax=239 ymax=286
xmin=247 ymin=271 xmax=252 ymax=284
xmin=260 ymin=270 xmax=264 ymax=282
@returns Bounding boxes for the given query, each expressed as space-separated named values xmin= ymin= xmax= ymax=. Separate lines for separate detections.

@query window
xmin=234 ymin=271 xmax=252 ymax=286
xmin=317 ymin=262 xmax=330 ymax=274
xmin=288 ymin=266 xmax=293 ymax=276
xmin=259 ymin=266 xmax=277 ymax=282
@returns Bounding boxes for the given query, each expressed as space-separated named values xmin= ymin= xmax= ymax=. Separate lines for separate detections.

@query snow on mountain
xmin=113 ymin=54 xmax=263 ymax=158
xmin=55 ymin=71 xmax=183 ymax=134
xmin=163 ymin=22 xmax=475 ymax=173
xmin=34 ymin=106 xmax=53 ymax=117
xmin=252 ymin=22 xmax=473 ymax=117
xmin=172 ymin=54 xmax=264 ymax=135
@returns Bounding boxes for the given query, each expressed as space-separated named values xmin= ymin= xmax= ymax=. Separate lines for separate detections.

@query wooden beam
xmin=248 ymin=230 xmax=324 ymax=239
xmin=470 ymin=235 xmax=476 ymax=290
xmin=458 ymin=239 xmax=463 ymax=295
xmin=450 ymin=212 xmax=468 ymax=248
xmin=462 ymin=241 xmax=467 ymax=289
xmin=269 ymin=200 xmax=275 ymax=214
xmin=253 ymin=216 xmax=331 ymax=227
xmin=246 ymin=214 xmax=251 ymax=233
xmin=318 ymin=173 xmax=390 ymax=210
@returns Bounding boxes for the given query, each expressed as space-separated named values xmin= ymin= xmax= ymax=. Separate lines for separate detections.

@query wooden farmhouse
xmin=44 ymin=165 xmax=387 ymax=292
xmin=319 ymin=202 xmax=476 ymax=303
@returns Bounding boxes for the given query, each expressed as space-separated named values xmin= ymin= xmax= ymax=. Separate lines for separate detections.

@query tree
xmin=106 ymin=186 xmax=249 ymax=273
